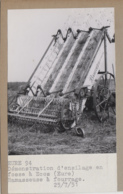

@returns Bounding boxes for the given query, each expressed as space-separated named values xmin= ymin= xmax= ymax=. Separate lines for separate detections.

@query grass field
xmin=8 ymin=82 xmax=116 ymax=155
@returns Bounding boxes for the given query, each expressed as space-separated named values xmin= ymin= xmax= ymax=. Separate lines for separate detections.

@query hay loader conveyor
xmin=8 ymin=26 xmax=115 ymax=136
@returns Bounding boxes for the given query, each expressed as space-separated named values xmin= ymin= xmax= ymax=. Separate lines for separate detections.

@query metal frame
xmin=8 ymin=27 xmax=115 ymax=136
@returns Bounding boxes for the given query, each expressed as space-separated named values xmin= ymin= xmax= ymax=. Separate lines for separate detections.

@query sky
xmin=8 ymin=8 xmax=115 ymax=82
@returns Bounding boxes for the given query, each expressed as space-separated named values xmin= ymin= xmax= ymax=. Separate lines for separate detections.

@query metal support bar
xmin=106 ymin=31 xmax=112 ymax=43
xmin=98 ymin=71 xmax=106 ymax=74
xmin=61 ymin=85 xmax=89 ymax=96
xmin=18 ymin=97 xmax=33 ymax=114
xmin=89 ymin=26 xmax=110 ymax=32
xmin=77 ymin=29 xmax=89 ymax=33
xmin=104 ymin=31 xmax=108 ymax=82
xmin=112 ymin=64 xmax=115 ymax=81
xmin=60 ymin=90 xmax=75 ymax=96
xmin=38 ymin=98 xmax=54 ymax=117
xmin=47 ymin=89 xmax=63 ymax=95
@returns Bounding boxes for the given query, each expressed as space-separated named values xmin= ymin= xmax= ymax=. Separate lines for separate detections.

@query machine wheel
xmin=75 ymin=127 xmax=85 ymax=138
xmin=93 ymin=72 xmax=115 ymax=122
xmin=59 ymin=103 xmax=75 ymax=131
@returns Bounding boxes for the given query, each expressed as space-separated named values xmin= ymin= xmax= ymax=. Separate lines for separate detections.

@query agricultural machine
xmin=8 ymin=26 xmax=115 ymax=137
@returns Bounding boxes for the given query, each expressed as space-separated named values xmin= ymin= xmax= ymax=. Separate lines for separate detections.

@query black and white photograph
xmin=8 ymin=8 xmax=116 ymax=155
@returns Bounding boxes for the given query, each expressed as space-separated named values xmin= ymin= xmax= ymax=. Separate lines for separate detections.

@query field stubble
xmin=8 ymin=110 xmax=116 ymax=155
